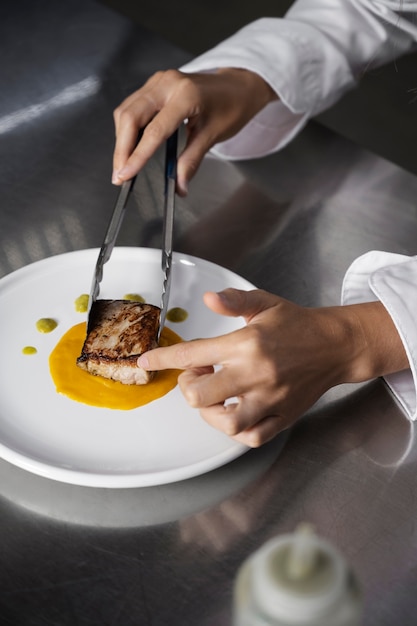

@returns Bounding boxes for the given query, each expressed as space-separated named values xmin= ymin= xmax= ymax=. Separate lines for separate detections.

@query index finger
xmin=113 ymin=71 xmax=196 ymax=182
xmin=113 ymin=106 xmax=186 ymax=183
xmin=137 ymin=335 xmax=233 ymax=371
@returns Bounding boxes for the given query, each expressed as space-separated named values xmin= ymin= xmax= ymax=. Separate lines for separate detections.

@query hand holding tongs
xmin=88 ymin=130 xmax=178 ymax=339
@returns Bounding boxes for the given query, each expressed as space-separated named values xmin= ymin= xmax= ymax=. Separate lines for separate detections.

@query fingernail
xmin=112 ymin=167 xmax=130 ymax=185
xmin=178 ymin=181 xmax=188 ymax=196
xmin=215 ymin=289 xmax=236 ymax=308
xmin=215 ymin=290 xmax=229 ymax=302
xmin=137 ymin=355 xmax=149 ymax=369
xmin=111 ymin=170 xmax=121 ymax=185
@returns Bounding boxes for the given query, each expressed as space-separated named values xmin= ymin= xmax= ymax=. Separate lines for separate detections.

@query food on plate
xmin=167 ymin=306 xmax=188 ymax=323
xmin=22 ymin=346 xmax=37 ymax=355
xmin=74 ymin=293 xmax=89 ymax=313
xmin=76 ymin=299 xmax=160 ymax=385
xmin=50 ymin=321 xmax=183 ymax=409
xmin=36 ymin=317 xmax=58 ymax=333
xmin=123 ymin=293 xmax=145 ymax=302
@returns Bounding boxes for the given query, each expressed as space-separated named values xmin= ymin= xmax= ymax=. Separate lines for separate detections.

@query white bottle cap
xmin=250 ymin=524 xmax=348 ymax=624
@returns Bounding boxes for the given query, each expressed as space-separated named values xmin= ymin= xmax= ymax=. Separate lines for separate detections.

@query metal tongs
xmin=88 ymin=178 xmax=135 ymax=314
xmin=158 ymin=130 xmax=178 ymax=339
xmin=88 ymin=130 xmax=178 ymax=340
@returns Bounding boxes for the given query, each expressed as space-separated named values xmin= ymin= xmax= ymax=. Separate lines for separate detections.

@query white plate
xmin=0 ymin=247 xmax=254 ymax=488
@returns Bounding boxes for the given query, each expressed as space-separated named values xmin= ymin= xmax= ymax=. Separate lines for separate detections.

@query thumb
xmin=203 ymin=288 xmax=279 ymax=322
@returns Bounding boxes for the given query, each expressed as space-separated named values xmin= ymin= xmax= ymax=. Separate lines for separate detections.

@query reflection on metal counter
xmin=233 ymin=524 xmax=362 ymax=625
xmin=1 ymin=1 xmax=417 ymax=626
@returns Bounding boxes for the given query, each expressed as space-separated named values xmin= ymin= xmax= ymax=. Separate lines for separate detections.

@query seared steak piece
xmin=77 ymin=300 xmax=160 ymax=384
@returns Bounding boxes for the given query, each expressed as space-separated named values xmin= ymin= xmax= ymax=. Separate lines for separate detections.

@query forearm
xmin=181 ymin=0 xmax=417 ymax=159
xmin=341 ymin=252 xmax=417 ymax=420
xmin=183 ymin=0 xmax=417 ymax=116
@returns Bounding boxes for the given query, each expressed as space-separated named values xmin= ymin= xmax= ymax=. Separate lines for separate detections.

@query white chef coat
xmin=181 ymin=0 xmax=417 ymax=420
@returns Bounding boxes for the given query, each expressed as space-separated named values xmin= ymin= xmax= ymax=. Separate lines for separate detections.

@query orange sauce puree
xmin=49 ymin=322 xmax=183 ymax=410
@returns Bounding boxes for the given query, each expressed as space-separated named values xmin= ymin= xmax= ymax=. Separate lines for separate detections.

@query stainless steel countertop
xmin=1 ymin=1 xmax=417 ymax=624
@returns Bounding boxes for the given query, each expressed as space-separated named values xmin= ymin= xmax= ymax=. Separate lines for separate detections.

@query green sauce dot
xmin=167 ymin=307 xmax=188 ymax=323
xmin=123 ymin=293 xmax=145 ymax=302
xmin=22 ymin=346 xmax=37 ymax=355
xmin=75 ymin=294 xmax=89 ymax=313
xmin=36 ymin=318 xmax=58 ymax=333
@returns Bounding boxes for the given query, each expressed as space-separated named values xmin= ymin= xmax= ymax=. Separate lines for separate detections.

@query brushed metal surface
xmin=1 ymin=2 xmax=417 ymax=625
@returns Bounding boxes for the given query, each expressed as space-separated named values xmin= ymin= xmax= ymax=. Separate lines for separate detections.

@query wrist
xmin=330 ymin=301 xmax=409 ymax=384
xmin=216 ymin=67 xmax=278 ymax=110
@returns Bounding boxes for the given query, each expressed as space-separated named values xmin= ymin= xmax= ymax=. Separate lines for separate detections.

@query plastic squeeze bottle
xmin=233 ymin=523 xmax=362 ymax=626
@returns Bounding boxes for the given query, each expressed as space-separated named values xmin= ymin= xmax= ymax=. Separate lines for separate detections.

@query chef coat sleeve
xmin=180 ymin=0 xmax=417 ymax=160
xmin=342 ymin=251 xmax=417 ymax=420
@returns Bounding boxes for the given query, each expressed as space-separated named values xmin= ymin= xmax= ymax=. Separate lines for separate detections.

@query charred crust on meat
xmin=77 ymin=299 xmax=161 ymax=385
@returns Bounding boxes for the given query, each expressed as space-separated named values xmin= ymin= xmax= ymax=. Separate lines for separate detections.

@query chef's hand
xmin=112 ymin=68 xmax=277 ymax=195
xmin=138 ymin=289 xmax=408 ymax=447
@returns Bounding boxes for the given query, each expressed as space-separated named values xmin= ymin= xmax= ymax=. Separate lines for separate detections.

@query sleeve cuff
xmin=342 ymin=251 xmax=417 ymax=420
xmin=209 ymin=102 xmax=308 ymax=161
